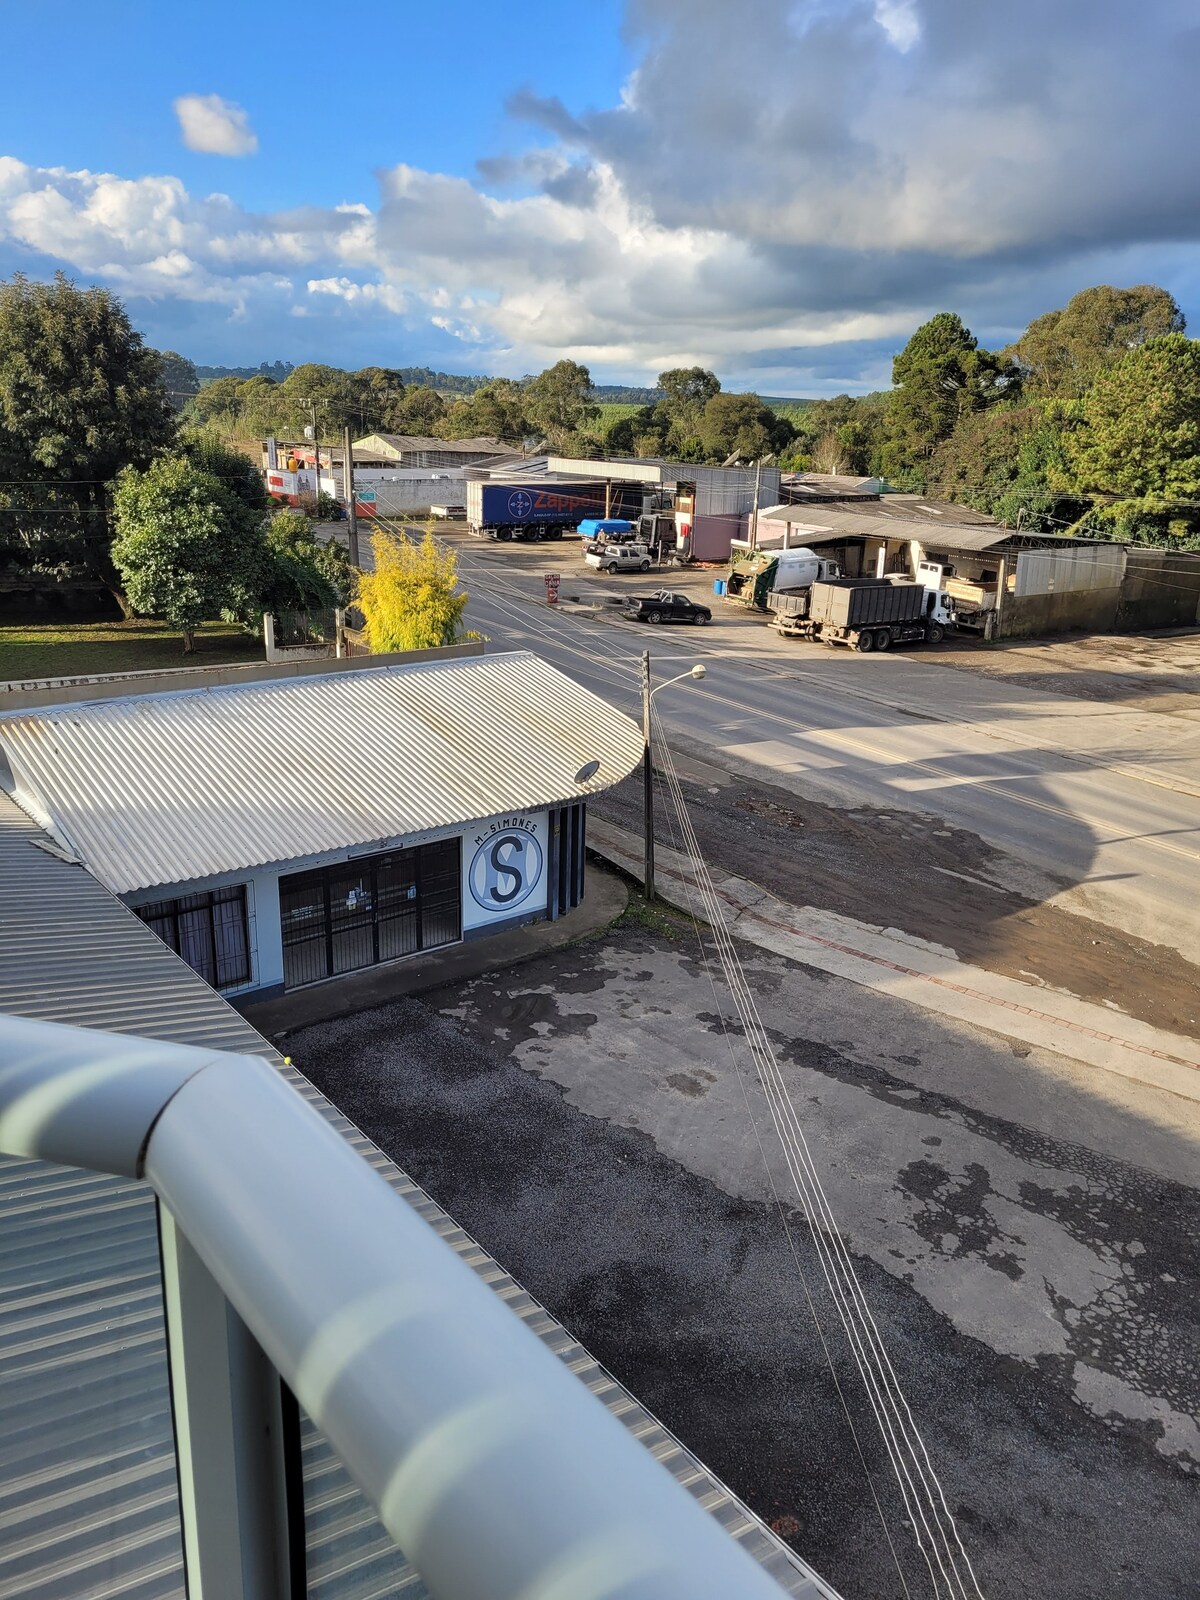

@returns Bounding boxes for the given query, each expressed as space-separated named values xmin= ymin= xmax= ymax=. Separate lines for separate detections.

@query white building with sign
xmin=0 ymin=654 xmax=644 ymax=1003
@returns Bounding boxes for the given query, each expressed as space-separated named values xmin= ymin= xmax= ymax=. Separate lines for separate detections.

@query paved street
xmin=289 ymin=908 xmax=1200 ymax=1600
xmin=403 ymin=524 xmax=1200 ymax=963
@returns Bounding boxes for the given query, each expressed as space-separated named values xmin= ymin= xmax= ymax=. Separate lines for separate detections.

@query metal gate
xmin=279 ymin=839 xmax=461 ymax=989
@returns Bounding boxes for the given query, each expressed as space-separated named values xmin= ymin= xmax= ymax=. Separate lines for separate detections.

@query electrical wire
xmin=649 ymin=761 xmax=916 ymax=1599
xmin=650 ymin=709 xmax=986 ymax=1600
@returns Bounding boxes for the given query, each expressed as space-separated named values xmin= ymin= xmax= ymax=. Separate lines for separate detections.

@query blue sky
xmin=1 ymin=0 xmax=1197 ymax=392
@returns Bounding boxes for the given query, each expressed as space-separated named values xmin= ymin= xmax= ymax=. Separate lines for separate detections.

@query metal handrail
xmin=0 ymin=1015 xmax=792 ymax=1600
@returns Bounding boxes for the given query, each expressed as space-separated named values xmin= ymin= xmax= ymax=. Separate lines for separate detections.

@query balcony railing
xmin=0 ymin=1014 xmax=799 ymax=1600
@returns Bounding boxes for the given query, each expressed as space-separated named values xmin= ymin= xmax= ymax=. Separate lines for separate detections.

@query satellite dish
xmin=574 ymin=760 xmax=600 ymax=783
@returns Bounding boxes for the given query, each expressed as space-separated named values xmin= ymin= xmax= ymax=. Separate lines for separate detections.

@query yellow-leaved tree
xmin=357 ymin=529 xmax=469 ymax=652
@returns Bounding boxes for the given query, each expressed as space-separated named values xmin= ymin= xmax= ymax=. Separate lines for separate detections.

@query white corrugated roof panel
xmin=0 ymin=652 xmax=644 ymax=895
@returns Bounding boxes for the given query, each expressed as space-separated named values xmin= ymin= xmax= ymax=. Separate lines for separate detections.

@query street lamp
xmin=642 ymin=652 xmax=706 ymax=901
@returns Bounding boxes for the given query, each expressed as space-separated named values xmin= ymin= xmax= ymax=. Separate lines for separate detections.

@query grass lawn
xmin=0 ymin=619 xmax=264 ymax=684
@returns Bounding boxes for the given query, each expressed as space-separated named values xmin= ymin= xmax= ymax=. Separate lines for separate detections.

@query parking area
xmin=423 ymin=523 xmax=1200 ymax=690
xmin=287 ymin=905 xmax=1199 ymax=1600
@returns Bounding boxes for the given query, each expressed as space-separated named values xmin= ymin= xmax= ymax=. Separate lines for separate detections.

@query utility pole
xmin=750 ymin=458 xmax=762 ymax=551
xmin=343 ymin=424 xmax=360 ymax=567
xmin=642 ymin=650 xmax=655 ymax=901
xmin=639 ymin=657 xmax=705 ymax=904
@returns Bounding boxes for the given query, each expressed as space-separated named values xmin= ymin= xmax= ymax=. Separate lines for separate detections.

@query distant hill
xmin=194 ymin=361 xmax=295 ymax=384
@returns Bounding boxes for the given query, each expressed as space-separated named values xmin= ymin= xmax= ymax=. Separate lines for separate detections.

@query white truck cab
xmin=916 ymin=561 xmax=957 ymax=630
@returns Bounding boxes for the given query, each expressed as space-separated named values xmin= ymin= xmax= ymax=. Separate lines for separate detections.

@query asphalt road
xmin=289 ymin=913 xmax=1200 ymax=1600
xmin=429 ymin=527 xmax=1200 ymax=960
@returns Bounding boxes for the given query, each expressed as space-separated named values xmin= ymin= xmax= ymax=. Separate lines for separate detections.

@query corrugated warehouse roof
xmin=0 ymin=792 xmax=840 ymax=1600
xmin=757 ymin=499 xmax=1012 ymax=546
xmin=353 ymin=433 xmax=509 ymax=456
xmin=0 ymin=652 xmax=645 ymax=895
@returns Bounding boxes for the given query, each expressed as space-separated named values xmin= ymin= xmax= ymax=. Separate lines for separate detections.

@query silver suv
xmin=585 ymin=541 xmax=653 ymax=574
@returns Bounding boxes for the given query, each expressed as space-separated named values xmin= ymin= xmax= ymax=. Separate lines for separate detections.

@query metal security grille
xmin=280 ymin=839 xmax=461 ymax=990
xmin=273 ymin=607 xmax=338 ymax=645
xmin=136 ymin=886 xmax=251 ymax=991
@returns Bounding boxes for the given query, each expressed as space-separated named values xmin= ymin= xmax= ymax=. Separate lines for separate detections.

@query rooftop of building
xmin=0 ymin=653 xmax=645 ymax=896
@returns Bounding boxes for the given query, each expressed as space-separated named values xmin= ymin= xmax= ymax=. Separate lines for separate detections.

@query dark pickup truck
xmin=625 ymin=589 xmax=712 ymax=625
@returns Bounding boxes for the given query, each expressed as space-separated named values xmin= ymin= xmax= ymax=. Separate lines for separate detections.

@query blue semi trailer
xmin=466 ymin=479 xmax=639 ymax=541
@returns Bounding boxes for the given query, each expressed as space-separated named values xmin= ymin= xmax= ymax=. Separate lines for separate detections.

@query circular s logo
xmin=508 ymin=490 xmax=534 ymax=518
xmin=469 ymin=830 xmax=544 ymax=913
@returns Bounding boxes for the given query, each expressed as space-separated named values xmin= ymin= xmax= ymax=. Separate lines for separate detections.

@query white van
xmin=585 ymin=542 xmax=653 ymax=574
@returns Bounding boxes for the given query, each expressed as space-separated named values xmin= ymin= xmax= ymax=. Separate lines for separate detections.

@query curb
xmin=586 ymin=818 xmax=1200 ymax=1105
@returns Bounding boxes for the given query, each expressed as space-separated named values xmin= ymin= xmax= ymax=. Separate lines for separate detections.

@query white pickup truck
xmin=585 ymin=542 xmax=653 ymax=574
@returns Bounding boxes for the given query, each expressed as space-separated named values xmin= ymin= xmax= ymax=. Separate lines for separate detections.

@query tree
xmin=656 ymin=367 xmax=721 ymax=444
xmin=182 ymin=374 xmax=248 ymax=431
xmin=799 ymin=392 xmax=888 ymax=476
xmin=154 ymin=350 xmax=200 ymax=411
xmin=525 ymin=360 xmax=599 ymax=448
xmin=356 ymin=530 xmax=469 ymax=652
xmin=0 ymin=272 xmax=176 ymax=612
xmin=1006 ymin=285 xmax=1185 ymax=399
xmin=699 ymin=392 xmax=793 ymax=460
xmin=257 ymin=508 xmax=351 ymax=618
xmin=393 ymin=385 xmax=447 ymax=434
xmin=928 ymin=403 xmax=1080 ymax=530
xmin=1066 ymin=333 xmax=1200 ymax=541
xmin=440 ymin=378 xmax=529 ymax=443
xmin=110 ymin=457 xmax=264 ymax=651
xmin=882 ymin=313 xmax=1015 ymax=487
xmin=180 ymin=434 xmax=269 ymax=513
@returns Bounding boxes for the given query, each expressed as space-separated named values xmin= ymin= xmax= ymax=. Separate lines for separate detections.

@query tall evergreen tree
xmin=0 ymin=273 xmax=175 ymax=613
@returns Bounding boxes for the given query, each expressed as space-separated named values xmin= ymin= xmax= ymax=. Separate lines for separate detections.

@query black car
xmin=625 ymin=588 xmax=712 ymax=625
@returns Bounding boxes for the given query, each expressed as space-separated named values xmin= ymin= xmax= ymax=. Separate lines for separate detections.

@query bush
xmin=356 ymin=530 xmax=467 ymax=652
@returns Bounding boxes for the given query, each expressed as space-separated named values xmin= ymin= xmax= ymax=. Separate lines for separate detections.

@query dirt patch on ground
xmin=594 ymin=768 xmax=1200 ymax=1043
xmin=930 ymin=631 xmax=1200 ymax=719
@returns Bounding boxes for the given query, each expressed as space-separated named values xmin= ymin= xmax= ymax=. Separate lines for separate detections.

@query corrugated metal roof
xmin=0 ymin=792 xmax=841 ymax=1599
xmin=0 ymin=652 xmax=645 ymax=895
xmin=353 ymin=434 xmax=508 ymax=456
xmin=758 ymin=501 xmax=1011 ymax=545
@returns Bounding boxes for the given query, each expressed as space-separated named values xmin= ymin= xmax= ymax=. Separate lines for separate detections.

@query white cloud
xmin=2 ymin=1 xmax=1199 ymax=388
xmin=874 ymin=0 xmax=921 ymax=52
xmin=174 ymin=94 xmax=258 ymax=158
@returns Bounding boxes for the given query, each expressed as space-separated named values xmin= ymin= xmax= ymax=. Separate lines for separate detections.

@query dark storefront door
xmin=280 ymin=839 xmax=462 ymax=990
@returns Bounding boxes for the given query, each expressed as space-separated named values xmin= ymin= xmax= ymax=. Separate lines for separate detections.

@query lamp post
xmin=641 ymin=651 xmax=706 ymax=901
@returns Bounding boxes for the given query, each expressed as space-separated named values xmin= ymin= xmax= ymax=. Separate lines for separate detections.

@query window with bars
xmin=136 ymin=886 xmax=252 ymax=992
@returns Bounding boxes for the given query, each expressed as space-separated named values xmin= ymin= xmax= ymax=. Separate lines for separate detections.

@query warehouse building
xmin=466 ymin=455 xmax=779 ymax=561
xmin=0 ymin=653 xmax=644 ymax=1003
xmin=754 ymin=499 xmax=1200 ymax=635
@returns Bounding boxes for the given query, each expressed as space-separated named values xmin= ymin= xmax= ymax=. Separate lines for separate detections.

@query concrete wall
xmin=1116 ymin=549 xmax=1200 ymax=631
xmin=1000 ymin=586 xmax=1121 ymax=638
xmin=0 ymin=640 xmax=486 ymax=711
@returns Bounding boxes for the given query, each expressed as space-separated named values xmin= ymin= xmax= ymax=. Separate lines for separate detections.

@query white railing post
xmin=158 ymin=1206 xmax=305 ymax=1600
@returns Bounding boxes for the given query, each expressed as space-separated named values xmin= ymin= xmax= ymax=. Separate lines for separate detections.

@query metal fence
xmin=274 ymin=608 xmax=339 ymax=646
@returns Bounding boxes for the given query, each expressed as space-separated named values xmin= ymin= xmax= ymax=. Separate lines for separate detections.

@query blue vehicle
xmin=466 ymin=479 xmax=638 ymax=542
xmin=577 ymin=517 xmax=636 ymax=542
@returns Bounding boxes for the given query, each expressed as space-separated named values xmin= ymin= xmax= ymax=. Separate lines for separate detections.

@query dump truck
xmin=726 ymin=547 xmax=841 ymax=610
xmin=772 ymin=577 xmax=956 ymax=650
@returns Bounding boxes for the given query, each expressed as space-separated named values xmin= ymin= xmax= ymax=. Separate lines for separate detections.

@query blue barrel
xmin=713 ymin=579 xmax=726 ymax=596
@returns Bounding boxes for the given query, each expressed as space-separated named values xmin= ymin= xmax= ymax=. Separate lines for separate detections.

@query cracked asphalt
xmin=289 ymin=911 xmax=1199 ymax=1600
